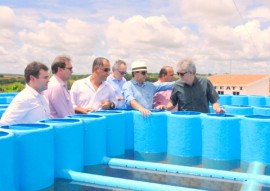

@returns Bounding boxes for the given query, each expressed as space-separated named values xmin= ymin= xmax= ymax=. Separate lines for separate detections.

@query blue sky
xmin=0 ymin=0 xmax=270 ymax=74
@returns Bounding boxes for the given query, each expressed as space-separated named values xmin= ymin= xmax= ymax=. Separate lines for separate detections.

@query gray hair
xmin=176 ymin=58 xmax=196 ymax=74
xmin=112 ymin=60 xmax=126 ymax=71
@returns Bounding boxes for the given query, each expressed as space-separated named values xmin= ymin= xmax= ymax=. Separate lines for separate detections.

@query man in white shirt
xmin=45 ymin=55 xmax=75 ymax=118
xmin=70 ymin=57 xmax=117 ymax=113
xmin=106 ymin=60 xmax=127 ymax=109
xmin=0 ymin=61 xmax=50 ymax=125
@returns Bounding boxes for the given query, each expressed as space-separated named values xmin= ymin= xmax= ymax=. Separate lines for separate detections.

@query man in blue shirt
xmin=123 ymin=61 xmax=174 ymax=116
xmin=106 ymin=60 xmax=127 ymax=109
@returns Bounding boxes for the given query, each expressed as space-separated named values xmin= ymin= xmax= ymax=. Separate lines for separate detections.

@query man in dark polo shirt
xmin=155 ymin=58 xmax=225 ymax=113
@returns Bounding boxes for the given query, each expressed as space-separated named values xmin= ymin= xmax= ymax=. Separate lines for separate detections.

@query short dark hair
xmin=159 ymin=68 xmax=168 ymax=78
xmin=92 ymin=57 xmax=109 ymax=73
xmin=51 ymin=55 xmax=71 ymax=74
xmin=24 ymin=61 xmax=49 ymax=83
xmin=159 ymin=66 xmax=172 ymax=78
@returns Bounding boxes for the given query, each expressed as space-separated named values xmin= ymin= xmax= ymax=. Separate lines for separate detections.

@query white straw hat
xmin=131 ymin=61 xmax=147 ymax=72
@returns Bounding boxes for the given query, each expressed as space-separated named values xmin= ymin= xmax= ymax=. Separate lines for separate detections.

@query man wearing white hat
xmin=122 ymin=60 xmax=174 ymax=116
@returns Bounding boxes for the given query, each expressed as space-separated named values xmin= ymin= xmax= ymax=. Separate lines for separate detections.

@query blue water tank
xmin=218 ymin=95 xmax=232 ymax=105
xmin=113 ymin=109 xmax=135 ymax=150
xmin=253 ymin=106 xmax=270 ymax=116
xmin=265 ymin=96 xmax=270 ymax=106
xmin=201 ymin=114 xmax=241 ymax=170
xmin=0 ymin=129 xmax=16 ymax=191
xmin=167 ymin=111 xmax=202 ymax=166
xmin=248 ymin=96 xmax=266 ymax=107
xmin=134 ymin=110 xmax=168 ymax=161
xmin=241 ymin=115 xmax=270 ymax=164
xmin=1 ymin=124 xmax=54 ymax=191
xmin=67 ymin=114 xmax=106 ymax=165
xmin=39 ymin=118 xmax=84 ymax=178
xmin=223 ymin=105 xmax=253 ymax=115
xmin=94 ymin=111 xmax=126 ymax=157
xmin=231 ymin=95 xmax=248 ymax=106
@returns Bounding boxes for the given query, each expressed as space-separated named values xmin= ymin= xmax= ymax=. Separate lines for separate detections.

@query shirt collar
xmin=131 ymin=78 xmax=145 ymax=87
xmin=25 ymin=84 xmax=40 ymax=96
xmin=53 ymin=74 xmax=67 ymax=86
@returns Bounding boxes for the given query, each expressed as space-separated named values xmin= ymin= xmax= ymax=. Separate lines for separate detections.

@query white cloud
xmin=0 ymin=6 xmax=17 ymax=28
xmin=105 ymin=15 xmax=199 ymax=72
xmin=0 ymin=1 xmax=269 ymax=75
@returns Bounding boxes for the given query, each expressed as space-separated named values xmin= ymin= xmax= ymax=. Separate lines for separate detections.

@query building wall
xmin=246 ymin=78 xmax=269 ymax=96
xmin=214 ymin=78 xmax=269 ymax=96
xmin=214 ymin=85 xmax=246 ymax=95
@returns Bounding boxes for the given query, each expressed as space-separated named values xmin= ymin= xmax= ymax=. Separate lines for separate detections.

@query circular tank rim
xmin=1 ymin=123 xmax=51 ymax=131
xmin=39 ymin=118 xmax=81 ymax=124
xmin=171 ymin=111 xmax=201 ymax=115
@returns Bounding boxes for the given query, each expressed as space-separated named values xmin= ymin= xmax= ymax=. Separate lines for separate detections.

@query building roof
xmin=208 ymin=74 xmax=270 ymax=86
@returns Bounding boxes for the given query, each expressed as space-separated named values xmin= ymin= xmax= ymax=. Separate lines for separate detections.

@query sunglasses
xmin=101 ymin=68 xmax=111 ymax=72
xmin=139 ymin=71 xmax=147 ymax=75
xmin=177 ymin=71 xmax=188 ymax=77
xmin=65 ymin=67 xmax=73 ymax=71
xmin=118 ymin=70 xmax=127 ymax=75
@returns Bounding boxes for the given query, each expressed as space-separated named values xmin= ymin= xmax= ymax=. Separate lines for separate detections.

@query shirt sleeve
xmin=1 ymin=98 xmax=28 ymax=125
xmin=47 ymin=84 xmax=74 ymax=118
xmin=107 ymin=84 xmax=118 ymax=107
xmin=122 ymin=81 xmax=135 ymax=106
xmin=70 ymin=81 xmax=79 ymax=108
xmin=154 ymin=82 xmax=174 ymax=93
xmin=207 ymin=79 xmax=219 ymax=103
xmin=170 ymin=85 xmax=179 ymax=106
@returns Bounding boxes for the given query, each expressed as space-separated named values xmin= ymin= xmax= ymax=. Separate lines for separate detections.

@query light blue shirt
xmin=123 ymin=78 xmax=174 ymax=109
xmin=106 ymin=74 xmax=127 ymax=109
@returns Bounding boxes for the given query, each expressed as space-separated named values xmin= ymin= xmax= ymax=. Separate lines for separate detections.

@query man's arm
xmin=155 ymin=101 xmax=175 ymax=111
xmin=212 ymin=102 xmax=225 ymax=114
xmin=154 ymin=81 xmax=174 ymax=93
xmin=47 ymin=85 xmax=74 ymax=117
xmin=74 ymin=106 xmax=96 ymax=114
xmin=123 ymin=81 xmax=151 ymax=117
xmin=130 ymin=99 xmax=151 ymax=117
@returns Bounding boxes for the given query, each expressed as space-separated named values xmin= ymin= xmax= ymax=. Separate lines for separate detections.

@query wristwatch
xmin=110 ymin=102 xmax=115 ymax=109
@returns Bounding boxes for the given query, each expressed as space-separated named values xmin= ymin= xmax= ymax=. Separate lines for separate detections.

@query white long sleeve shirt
xmin=0 ymin=85 xmax=50 ymax=125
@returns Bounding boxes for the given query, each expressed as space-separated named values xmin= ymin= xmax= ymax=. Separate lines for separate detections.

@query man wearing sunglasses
xmin=106 ymin=60 xmax=127 ymax=109
xmin=70 ymin=57 xmax=117 ymax=113
xmin=123 ymin=61 xmax=174 ymax=116
xmin=156 ymin=58 xmax=225 ymax=114
xmin=45 ymin=55 xmax=75 ymax=118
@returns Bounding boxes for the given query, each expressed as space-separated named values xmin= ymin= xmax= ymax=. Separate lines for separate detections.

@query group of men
xmin=0 ymin=56 xmax=224 ymax=125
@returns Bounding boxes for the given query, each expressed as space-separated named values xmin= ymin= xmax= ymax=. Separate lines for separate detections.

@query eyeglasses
xmin=101 ymin=68 xmax=111 ymax=72
xmin=118 ymin=70 xmax=127 ymax=75
xmin=177 ymin=71 xmax=188 ymax=77
xmin=137 ymin=71 xmax=147 ymax=75
xmin=65 ymin=67 xmax=73 ymax=71
xmin=140 ymin=71 xmax=147 ymax=75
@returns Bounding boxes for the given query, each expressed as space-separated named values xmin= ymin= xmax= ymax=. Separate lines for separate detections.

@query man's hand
xmin=138 ymin=107 xmax=151 ymax=117
xmin=75 ymin=107 xmax=96 ymax=114
xmin=214 ymin=107 xmax=226 ymax=114
xmin=101 ymin=101 xmax=111 ymax=110
xmin=212 ymin=102 xmax=226 ymax=114
xmin=155 ymin=105 xmax=166 ymax=110
xmin=117 ymin=96 xmax=124 ymax=101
